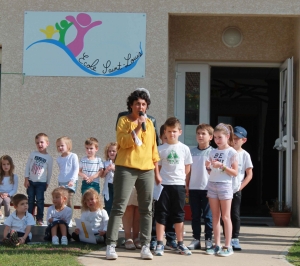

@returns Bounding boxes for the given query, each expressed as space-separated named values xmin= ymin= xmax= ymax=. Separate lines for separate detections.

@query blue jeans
xmin=189 ymin=190 xmax=213 ymax=240
xmin=104 ymin=183 xmax=114 ymax=216
xmin=27 ymin=181 xmax=47 ymax=221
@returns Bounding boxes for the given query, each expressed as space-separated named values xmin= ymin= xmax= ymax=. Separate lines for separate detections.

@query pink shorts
xmin=207 ymin=182 xmax=233 ymax=200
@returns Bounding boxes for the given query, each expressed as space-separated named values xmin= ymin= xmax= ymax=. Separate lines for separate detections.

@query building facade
xmin=1 ymin=0 xmax=300 ymax=224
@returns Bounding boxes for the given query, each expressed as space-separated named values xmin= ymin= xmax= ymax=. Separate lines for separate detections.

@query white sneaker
xmin=187 ymin=239 xmax=200 ymax=250
xmin=141 ymin=244 xmax=153 ymax=260
xmin=106 ymin=245 xmax=118 ymax=260
xmin=61 ymin=236 xmax=68 ymax=245
xmin=205 ymin=238 xmax=213 ymax=249
xmin=52 ymin=236 xmax=59 ymax=245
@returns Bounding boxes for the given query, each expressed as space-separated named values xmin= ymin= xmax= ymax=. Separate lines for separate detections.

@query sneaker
xmin=61 ymin=236 xmax=68 ymax=245
xmin=177 ymin=244 xmax=192 ymax=255
xmin=150 ymin=240 xmax=157 ymax=250
xmin=231 ymin=238 xmax=242 ymax=251
xmin=141 ymin=244 xmax=153 ymax=260
xmin=106 ymin=245 xmax=118 ymax=260
xmin=205 ymin=238 xmax=213 ymax=249
xmin=154 ymin=244 xmax=164 ymax=256
xmin=36 ymin=220 xmax=43 ymax=226
xmin=218 ymin=246 xmax=234 ymax=257
xmin=52 ymin=236 xmax=59 ymax=245
xmin=206 ymin=245 xmax=221 ymax=255
xmin=165 ymin=240 xmax=177 ymax=250
xmin=187 ymin=239 xmax=201 ymax=250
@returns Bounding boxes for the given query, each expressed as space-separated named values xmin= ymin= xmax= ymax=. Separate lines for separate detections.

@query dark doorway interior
xmin=210 ymin=67 xmax=279 ymax=216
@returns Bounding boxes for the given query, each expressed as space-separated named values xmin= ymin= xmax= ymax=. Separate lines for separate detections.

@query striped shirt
xmin=79 ymin=156 xmax=104 ymax=184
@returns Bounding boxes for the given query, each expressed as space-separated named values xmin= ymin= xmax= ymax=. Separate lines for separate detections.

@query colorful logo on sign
xmin=26 ymin=13 xmax=143 ymax=76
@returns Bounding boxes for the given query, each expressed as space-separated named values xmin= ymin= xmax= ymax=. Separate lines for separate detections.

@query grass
xmin=0 ymin=242 xmax=104 ymax=266
xmin=287 ymin=239 xmax=300 ymax=265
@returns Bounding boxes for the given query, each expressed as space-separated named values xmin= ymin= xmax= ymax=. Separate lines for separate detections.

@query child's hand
xmin=48 ymin=218 xmax=53 ymax=223
xmin=2 ymin=193 xmax=8 ymax=198
xmin=74 ymin=228 xmax=80 ymax=235
xmin=211 ymin=160 xmax=222 ymax=168
xmin=99 ymin=230 xmax=106 ymax=236
xmin=86 ymin=177 xmax=94 ymax=184
xmin=18 ymin=237 xmax=25 ymax=244
xmin=155 ymin=174 xmax=162 ymax=185
xmin=24 ymin=179 xmax=30 ymax=189
xmin=205 ymin=160 xmax=211 ymax=168
xmin=82 ymin=175 xmax=89 ymax=181
xmin=68 ymin=181 xmax=74 ymax=187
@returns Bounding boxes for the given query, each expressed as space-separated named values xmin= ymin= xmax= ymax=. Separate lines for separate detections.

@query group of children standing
xmin=0 ymin=117 xmax=253 ymax=258
xmin=1 ymin=133 xmax=117 ymax=246
xmin=150 ymin=118 xmax=252 ymax=257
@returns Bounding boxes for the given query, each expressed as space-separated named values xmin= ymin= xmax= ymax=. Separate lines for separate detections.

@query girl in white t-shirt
xmin=205 ymin=123 xmax=238 ymax=257
xmin=56 ymin=136 xmax=79 ymax=221
xmin=72 ymin=188 xmax=109 ymax=243
xmin=101 ymin=142 xmax=117 ymax=216
xmin=0 ymin=155 xmax=18 ymax=218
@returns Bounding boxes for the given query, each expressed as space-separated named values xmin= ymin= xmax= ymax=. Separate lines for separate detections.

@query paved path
xmin=78 ymin=222 xmax=300 ymax=266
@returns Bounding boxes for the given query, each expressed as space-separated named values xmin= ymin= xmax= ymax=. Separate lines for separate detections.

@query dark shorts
xmin=155 ymin=185 xmax=185 ymax=224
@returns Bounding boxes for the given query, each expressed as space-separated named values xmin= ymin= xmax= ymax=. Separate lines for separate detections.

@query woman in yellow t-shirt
xmin=105 ymin=89 xmax=161 ymax=260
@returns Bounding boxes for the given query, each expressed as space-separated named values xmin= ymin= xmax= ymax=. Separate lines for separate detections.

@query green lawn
xmin=287 ymin=239 xmax=300 ymax=265
xmin=0 ymin=242 xmax=104 ymax=266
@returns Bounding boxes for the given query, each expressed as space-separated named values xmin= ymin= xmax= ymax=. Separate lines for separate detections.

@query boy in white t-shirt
xmin=231 ymin=126 xmax=253 ymax=251
xmin=186 ymin=124 xmax=213 ymax=251
xmin=3 ymin=194 xmax=35 ymax=246
xmin=154 ymin=117 xmax=193 ymax=256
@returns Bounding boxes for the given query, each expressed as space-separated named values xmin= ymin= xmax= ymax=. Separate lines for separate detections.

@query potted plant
xmin=266 ymin=199 xmax=292 ymax=226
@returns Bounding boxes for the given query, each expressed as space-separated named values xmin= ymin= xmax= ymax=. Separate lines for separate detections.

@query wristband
xmin=221 ymin=165 xmax=227 ymax=172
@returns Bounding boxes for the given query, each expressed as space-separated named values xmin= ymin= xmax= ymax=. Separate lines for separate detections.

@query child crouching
xmin=72 ymin=188 xmax=108 ymax=243
xmin=3 ymin=194 xmax=35 ymax=246
xmin=44 ymin=187 xmax=72 ymax=245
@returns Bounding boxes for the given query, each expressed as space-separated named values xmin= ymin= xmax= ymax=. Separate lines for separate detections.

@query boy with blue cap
xmin=231 ymin=126 xmax=253 ymax=251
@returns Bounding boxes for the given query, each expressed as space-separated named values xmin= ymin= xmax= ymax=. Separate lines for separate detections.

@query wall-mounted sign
xmin=23 ymin=12 xmax=146 ymax=77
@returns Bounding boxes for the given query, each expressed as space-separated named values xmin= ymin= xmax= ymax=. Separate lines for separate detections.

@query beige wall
xmin=0 ymin=0 xmax=300 ymax=220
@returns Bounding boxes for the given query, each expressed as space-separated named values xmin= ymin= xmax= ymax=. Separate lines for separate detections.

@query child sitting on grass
xmin=72 ymin=188 xmax=108 ymax=243
xmin=3 ymin=194 xmax=35 ymax=246
xmin=44 ymin=187 xmax=72 ymax=245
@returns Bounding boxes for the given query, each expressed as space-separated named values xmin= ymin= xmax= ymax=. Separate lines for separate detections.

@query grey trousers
xmin=106 ymin=165 xmax=154 ymax=246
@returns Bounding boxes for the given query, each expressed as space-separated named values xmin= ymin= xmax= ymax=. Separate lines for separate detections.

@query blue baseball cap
xmin=234 ymin=126 xmax=247 ymax=138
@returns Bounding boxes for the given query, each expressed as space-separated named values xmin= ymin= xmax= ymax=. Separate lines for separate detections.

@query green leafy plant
xmin=266 ymin=199 xmax=291 ymax=213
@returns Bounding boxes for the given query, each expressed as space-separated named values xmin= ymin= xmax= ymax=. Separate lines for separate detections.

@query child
xmin=101 ymin=142 xmax=117 ymax=216
xmin=24 ymin=133 xmax=53 ymax=225
xmin=79 ymin=137 xmax=104 ymax=195
xmin=0 ymin=155 xmax=18 ymax=219
xmin=44 ymin=187 xmax=72 ymax=245
xmin=205 ymin=123 xmax=238 ymax=257
xmin=72 ymin=188 xmax=108 ymax=243
xmin=150 ymin=125 xmax=177 ymax=251
xmin=230 ymin=126 xmax=253 ymax=251
xmin=186 ymin=124 xmax=213 ymax=250
xmin=56 ymin=136 xmax=79 ymax=221
xmin=155 ymin=117 xmax=193 ymax=256
xmin=3 ymin=194 xmax=35 ymax=246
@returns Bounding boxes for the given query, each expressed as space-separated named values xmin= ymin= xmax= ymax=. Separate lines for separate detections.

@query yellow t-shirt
xmin=115 ymin=116 xmax=160 ymax=170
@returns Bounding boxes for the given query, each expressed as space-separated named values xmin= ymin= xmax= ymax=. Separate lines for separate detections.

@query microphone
xmin=139 ymin=111 xmax=146 ymax=131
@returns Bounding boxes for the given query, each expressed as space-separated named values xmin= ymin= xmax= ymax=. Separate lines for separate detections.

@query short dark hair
xmin=85 ymin=137 xmax=99 ymax=149
xmin=12 ymin=194 xmax=28 ymax=206
xmin=126 ymin=90 xmax=151 ymax=112
xmin=159 ymin=125 xmax=165 ymax=137
xmin=196 ymin=124 xmax=214 ymax=135
xmin=164 ymin=117 xmax=182 ymax=130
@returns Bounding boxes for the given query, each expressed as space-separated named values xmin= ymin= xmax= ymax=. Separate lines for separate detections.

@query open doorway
xmin=210 ymin=67 xmax=279 ymax=216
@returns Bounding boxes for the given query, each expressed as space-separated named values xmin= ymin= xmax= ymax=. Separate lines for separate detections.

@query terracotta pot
xmin=270 ymin=212 xmax=292 ymax=226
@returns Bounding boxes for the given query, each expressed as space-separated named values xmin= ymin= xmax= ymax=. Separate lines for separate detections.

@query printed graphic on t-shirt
xmin=167 ymin=150 xmax=179 ymax=164
xmin=31 ymin=156 xmax=46 ymax=176
xmin=213 ymin=152 xmax=225 ymax=163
